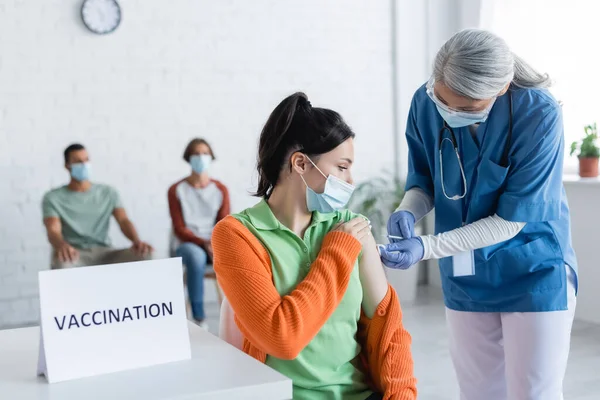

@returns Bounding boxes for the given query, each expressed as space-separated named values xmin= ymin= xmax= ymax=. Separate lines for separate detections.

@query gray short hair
xmin=434 ymin=29 xmax=551 ymax=100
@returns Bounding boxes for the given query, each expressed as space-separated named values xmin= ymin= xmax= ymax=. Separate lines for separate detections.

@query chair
xmin=219 ymin=296 xmax=244 ymax=350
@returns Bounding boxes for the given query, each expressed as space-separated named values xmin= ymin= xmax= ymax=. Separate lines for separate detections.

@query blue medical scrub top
xmin=406 ymin=84 xmax=578 ymax=312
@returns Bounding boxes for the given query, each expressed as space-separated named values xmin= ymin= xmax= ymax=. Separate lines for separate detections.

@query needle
xmin=387 ymin=235 xmax=404 ymax=240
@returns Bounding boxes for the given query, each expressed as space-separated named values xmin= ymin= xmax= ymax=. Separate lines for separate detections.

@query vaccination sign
xmin=37 ymin=258 xmax=191 ymax=383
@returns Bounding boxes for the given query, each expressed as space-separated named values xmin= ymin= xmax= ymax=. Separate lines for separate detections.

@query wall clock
xmin=81 ymin=0 xmax=121 ymax=35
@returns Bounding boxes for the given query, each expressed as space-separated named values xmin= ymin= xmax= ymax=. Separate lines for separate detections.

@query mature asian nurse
xmin=381 ymin=29 xmax=577 ymax=400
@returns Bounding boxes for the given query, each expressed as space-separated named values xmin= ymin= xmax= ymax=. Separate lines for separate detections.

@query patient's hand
xmin=56 ymin=243 xmax=79 ymax=263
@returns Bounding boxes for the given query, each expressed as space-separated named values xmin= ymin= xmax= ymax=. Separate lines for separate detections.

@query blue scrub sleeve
xmin=497 ymin=107 xmax=563 ymax=223
xmin=405 ymin=97 xmax=434 ymax=197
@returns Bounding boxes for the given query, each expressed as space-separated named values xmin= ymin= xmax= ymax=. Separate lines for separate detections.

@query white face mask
xmin=300 ymin=156 xmax=355 ymax=213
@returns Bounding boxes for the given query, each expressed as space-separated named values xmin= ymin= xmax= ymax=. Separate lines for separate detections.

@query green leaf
xmin=570 ymin=141 xmax=578 ymax=156
xmin=572 ymin=123 xmax=600 ymax=159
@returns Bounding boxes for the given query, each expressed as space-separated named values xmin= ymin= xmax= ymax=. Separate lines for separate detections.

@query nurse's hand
xmin=378 ymin=238 xmax=424 ymax=270
xmin=387 ymin=211 xmax=416 ymax=242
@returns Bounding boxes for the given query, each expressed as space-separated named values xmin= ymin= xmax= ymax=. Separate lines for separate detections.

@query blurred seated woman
xmin=212 ymin=93 xmax=417 ymax=400
xmin=168 ymin=138 xmax=230 ymax=328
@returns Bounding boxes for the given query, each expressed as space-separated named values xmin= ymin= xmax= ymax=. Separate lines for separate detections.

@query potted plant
xmin=349 ymin=171 xmax=421 ymax=304
xmin=570 ymin=123 xmax=600 ymax=178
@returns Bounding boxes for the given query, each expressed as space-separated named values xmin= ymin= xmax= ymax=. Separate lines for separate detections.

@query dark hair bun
xmin=254 ymin=93 xmax=355 ymax=198
xmin=296 ymin=96 xmax=312 ymax=112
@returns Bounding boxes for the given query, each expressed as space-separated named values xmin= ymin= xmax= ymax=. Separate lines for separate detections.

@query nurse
xmin=380 ymin=29 xmax=578 ymax=400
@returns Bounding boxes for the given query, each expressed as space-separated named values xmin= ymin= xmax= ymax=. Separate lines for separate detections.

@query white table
xmin=0 ymin=322 xmax=292 ymax=399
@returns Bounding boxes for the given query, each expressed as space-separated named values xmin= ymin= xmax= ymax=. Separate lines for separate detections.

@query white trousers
xmin=446 ymin=269 xmax=576 ymax=400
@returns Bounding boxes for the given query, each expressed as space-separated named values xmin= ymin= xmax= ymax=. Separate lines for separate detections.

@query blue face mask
xmin=190 ymin=154 xmax=212 ymax=174
xmin=426 ymin=77 xmax=496 ymax=128
xmin=302 ymin=156 xmax=355 ymax=213
xmin=436 ymin=105 xmax=491 ymax=128
xmin=70 ymin=162 xmax=91 ymax=182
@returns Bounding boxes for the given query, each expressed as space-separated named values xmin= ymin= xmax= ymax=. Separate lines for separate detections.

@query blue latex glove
xmin=378 ymin=238 xmax=424 ymax=270
xmin=387 ymin=211 xmax=416 ymax=242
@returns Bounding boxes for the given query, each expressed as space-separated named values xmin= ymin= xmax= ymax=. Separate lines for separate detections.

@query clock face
xmin=81 ymin=0 xmax=121 ymax=35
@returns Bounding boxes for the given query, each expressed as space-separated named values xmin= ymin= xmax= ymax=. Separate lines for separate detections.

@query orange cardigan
xmin=212 ymin=216 xmax=417 ymax=400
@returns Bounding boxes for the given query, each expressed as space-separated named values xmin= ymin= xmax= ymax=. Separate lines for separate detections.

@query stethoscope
xmin=438 ymin=91 xmax=513 ymax=201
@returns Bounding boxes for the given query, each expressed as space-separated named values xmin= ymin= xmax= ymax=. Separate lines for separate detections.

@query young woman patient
xmin=212 ymin=93 xmax=417 ymax=400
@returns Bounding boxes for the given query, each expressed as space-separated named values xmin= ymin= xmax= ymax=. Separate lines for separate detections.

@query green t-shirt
xmin=234 ymin=200 xmax=372 ymax=400
xmin=42 ymin=184 xmax=122 ymax=249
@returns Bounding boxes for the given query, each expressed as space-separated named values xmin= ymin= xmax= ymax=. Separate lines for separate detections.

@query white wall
xmin=483 ymin=0 xmax=600 ymax=174
xmin=564 ymin=179 xmax=600 ymax=324
xmin=0 ymin=0 xmax=396 ymax=328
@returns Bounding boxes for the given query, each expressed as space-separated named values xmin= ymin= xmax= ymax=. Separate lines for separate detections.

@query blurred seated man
xmin=43 ymin=143 xmax=153 ymax=269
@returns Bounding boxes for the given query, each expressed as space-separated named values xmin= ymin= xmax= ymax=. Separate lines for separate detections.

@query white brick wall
xmin=0 ymin=0 xmax=396 ymax=328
